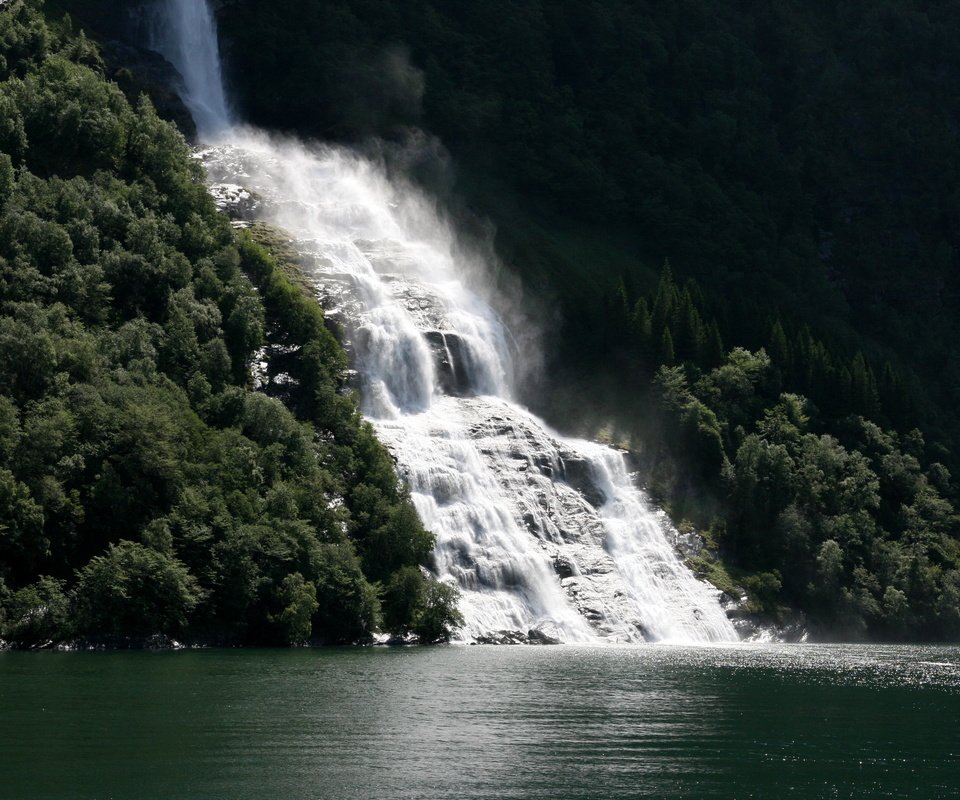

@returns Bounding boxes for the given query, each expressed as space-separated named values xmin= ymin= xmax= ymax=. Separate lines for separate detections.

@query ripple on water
xmin=1 ymin=643 xmax=959 ymax=799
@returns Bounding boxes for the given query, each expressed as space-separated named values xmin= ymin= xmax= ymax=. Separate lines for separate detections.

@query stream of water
xmin=147 ymin=0 xmax=737 ymax=644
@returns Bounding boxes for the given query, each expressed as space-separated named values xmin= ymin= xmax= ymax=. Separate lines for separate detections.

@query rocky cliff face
xmin=101 ymin=38 xmax=197 ymax=138
xmin=55 ymin=0 xmax=197 ymax=138
xmin=198 ymin=135 xmax=740 ymax=644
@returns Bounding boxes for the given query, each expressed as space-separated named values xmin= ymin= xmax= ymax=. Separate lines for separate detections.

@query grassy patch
xmin=245 ymin=222 xmax=317 ymax=299
xmin=686 ymin=552 xmax=740 ymax=599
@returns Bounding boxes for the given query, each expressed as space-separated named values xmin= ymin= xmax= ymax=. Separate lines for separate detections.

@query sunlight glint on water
xmin=3 ymin=645 xmax=959 ymax=799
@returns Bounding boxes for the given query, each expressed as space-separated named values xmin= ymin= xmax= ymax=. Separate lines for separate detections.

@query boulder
xmin=552 ymin=555 xmax=576 ymax=579
xmin=674 ymin=529 xmax=706 ymax=559
xmin=474 ymin=629 xmax=527 ymax=645
xmin=527 ymin=625 xmax=562 ymax=645
xmin=425 ymin=330 xmax=473 ymax=396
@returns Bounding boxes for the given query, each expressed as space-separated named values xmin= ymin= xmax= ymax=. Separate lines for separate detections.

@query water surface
xmin=2 ymin=644 xmax=958 ymax=798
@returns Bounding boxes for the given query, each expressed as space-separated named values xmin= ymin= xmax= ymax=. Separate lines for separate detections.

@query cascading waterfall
xmin=147 ymin=0 xmax=232 ymax=138
xmin=153 ymin=0 xmax=738 ymax=643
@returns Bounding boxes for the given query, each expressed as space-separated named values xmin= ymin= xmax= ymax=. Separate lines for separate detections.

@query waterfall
xmin=147 ymin=0 xmax=232 ymax=137
xmin=162 ymin=0 xmax=738 ymax=644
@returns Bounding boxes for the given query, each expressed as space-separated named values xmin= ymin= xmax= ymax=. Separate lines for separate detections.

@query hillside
xmin=0 ymin=0 xmax=459 ymax=647
xmin=3 ymin=0 xmax=959 ymax=641
xmin=214 ymin=0 xmax=960 ymax=639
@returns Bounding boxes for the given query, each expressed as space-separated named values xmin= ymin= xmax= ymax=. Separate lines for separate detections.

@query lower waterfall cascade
xmin=151 ymin=0 xmax=739 ymax=644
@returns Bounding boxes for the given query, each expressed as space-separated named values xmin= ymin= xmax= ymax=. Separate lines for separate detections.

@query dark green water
xmin=1 ymin=644 xmax=959 ymax=799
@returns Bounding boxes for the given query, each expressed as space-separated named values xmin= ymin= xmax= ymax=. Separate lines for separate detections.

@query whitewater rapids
xmin=151 ymin=0 xmax=739 ymax=644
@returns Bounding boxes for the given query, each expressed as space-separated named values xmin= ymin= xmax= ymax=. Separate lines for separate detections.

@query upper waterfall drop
xmin=160 ymin=0 xmax=739 ymax=644
xmin=148 ymin=0 xmax=233 ymax=138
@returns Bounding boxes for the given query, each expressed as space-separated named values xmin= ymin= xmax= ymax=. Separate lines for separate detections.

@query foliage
xmin=214 ymin=0 xmax=960 ymax=638
xmin=382 ymin=566 xmax=464 ymax=643
xmin=0 ymin=1 xmax=447 ymax=647
xmin=74 ymin=541 xmax=201 ymax=637
xmin=1 ymin=575 xmax=71 ymax=645
xmin=615 ymin=267 xmax=960 ymax=640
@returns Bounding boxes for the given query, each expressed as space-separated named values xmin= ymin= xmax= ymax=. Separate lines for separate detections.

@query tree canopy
xmin=215 ymin=0 xmax=960 ymax=639
xmin=0 ymin=0 xmax=459 ymax=648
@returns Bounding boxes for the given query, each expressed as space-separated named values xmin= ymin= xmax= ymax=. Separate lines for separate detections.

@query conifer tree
xmin=659 ymin=326 xmax=675 ymax=365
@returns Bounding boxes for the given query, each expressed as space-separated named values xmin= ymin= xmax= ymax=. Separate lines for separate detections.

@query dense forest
xmin=0 ymin=0 xmax=460 ymax=647
xmin=218 ymin=0 xmax=960 ymax=439
xmin=213 ymin=0 xmax=960 ymax=639
xmin=3 ymin=0 xmax=959 ymax=641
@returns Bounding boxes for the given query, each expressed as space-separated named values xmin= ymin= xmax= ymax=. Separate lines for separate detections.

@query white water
xmin=148 ymin=0 xmax=232 ymax=137
xmin=155 ymin=0 xmax=738 ymax=643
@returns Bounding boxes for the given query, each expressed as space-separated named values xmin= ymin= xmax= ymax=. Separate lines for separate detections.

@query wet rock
xmin=474 ymin=630 xmax=528 ymax=645
xmin=208 ymin=183 xmax=261 ymax=219
xmin=379 ymin=632 xmax=418 ymax=646
xmin=553 ymin=555 xmax=576 ymax=579
xmin=532 ymin=454 xmax=555 ymax=477
xmin=527 ymin=625 xmax=562 ymax=645
xmin=143 ymin=633 xmax=184 ymax=650
xmin=560 ymin=457 xmax=607 ymax=507
xmin=53 ymin=633 xmax=188 ymax=650
xmin=425 ymin=331 xmax=473 ymax=396
xmin=721 ymin=592 xmax=810 ymax=643
xmin=580 ymin=605 xmax=604 ymax=622
xmin=674 ymin=529 xmax=706 ymax=559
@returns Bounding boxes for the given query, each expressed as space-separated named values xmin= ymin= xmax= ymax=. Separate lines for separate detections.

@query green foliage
xmin=414 ymin=579 xmax=464 ymax=643
xmin=0 ymin=576 xmax=71 ymax=645
xmin=0 ymin=3 xmax=449 ymax=647
xmin=598 ymin=264 xmax=960 ymax=639
xmin=382 ymin=566 xmax=464 ymax=643
xmin=0 ymin=467 xmax=46 ymax=582
xmin=0 ymin=152 xmax=12 ymax=203
xmin=272 ymin=572 xmax=319 ymax=644
xmin=311 ymin=542 xmax=381 ymax=642
xmin=3 ymin=55 xmax=129 ymax=176
xmin=74 ymin=541 xmax=201 ymax=637
xmin=742 ymin=572 xmax=783 ymax=615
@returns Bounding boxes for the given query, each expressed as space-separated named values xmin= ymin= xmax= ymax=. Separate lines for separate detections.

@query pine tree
xmin=703 ymin=321 xmax=724 ymax=369
xmin=651 ymin=261 xmax=675 ymax=338
xmin=672 ymin=288 xmax=699 ymax=362
xmin=850 ymin=351 xmax=880 ymax=419
xmin=880 ymin=361 xmax=908 ymax=423
xmin=768 ymin=319 xmax=790 ymax=369
xmin=659 ymin=326 xmax=675 ymax=365
xmin=630 ymin=297 xmax=652 ymax=357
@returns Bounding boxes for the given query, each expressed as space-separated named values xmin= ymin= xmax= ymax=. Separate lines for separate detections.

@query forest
xmin=2 ymin=0 xmax=959 ymax=641
xmin=214 ymin=0 xmax=960 ymax=638
xmin=0 ymin=0 xmax=460 ymax=647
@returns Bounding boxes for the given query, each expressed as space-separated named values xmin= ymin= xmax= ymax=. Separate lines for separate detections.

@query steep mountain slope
xmin=0 ymin=0 xmax=457 ymax=647
xmin=214 ymin=0 xmax=960 ymax=639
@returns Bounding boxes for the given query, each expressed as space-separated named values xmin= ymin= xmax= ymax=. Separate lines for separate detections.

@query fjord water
xmin=149 ymin=0 xmax=736 ymax=643
xmin=3 ymin=645 xmax=959 ymax=799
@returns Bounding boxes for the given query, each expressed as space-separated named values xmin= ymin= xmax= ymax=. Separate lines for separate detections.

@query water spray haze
xmin=164 ymin=0 xmax=738 ymax=643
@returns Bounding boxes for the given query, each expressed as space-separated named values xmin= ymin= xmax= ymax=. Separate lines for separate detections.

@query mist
xmin=147 ymin=0 xmax=738 ymax=642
